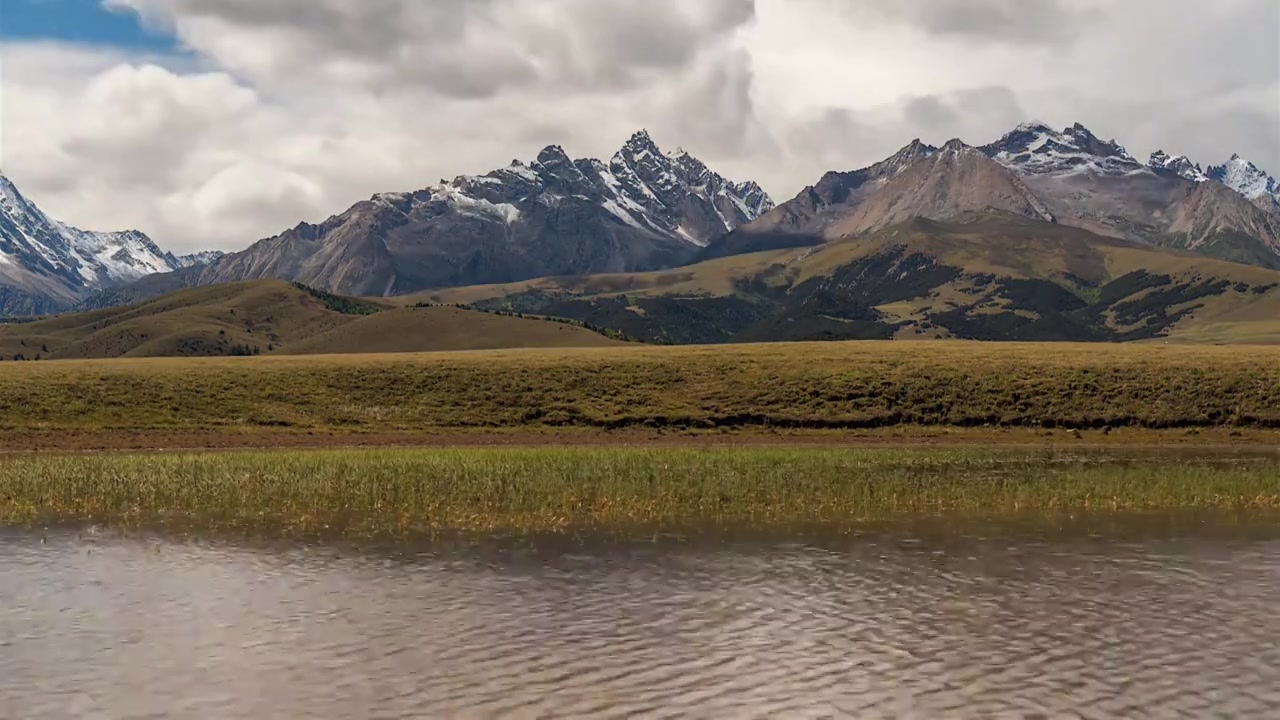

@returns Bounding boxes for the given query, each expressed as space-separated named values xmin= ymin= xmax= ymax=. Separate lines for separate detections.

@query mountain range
xmin=709 ymin=122 xmax=1280 ymax=268
xmin=187 ymin=130 xmax=772 ymax=298
xmin=0 ymin=173 xmax=221 ymax=316
xmin=6 ymin=122 xmax=1280 ymax=345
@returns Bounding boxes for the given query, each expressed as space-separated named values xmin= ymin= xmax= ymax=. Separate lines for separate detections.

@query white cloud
xmin=1 ymin=0 xmax=1276 ymax=254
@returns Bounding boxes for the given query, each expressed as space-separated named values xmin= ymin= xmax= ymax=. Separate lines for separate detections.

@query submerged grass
xmin=2 ymin=448 xmax=1278 ymax=536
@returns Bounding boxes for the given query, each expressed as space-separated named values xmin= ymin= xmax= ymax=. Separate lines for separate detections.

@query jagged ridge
xmin=190 ymin=130 xmax=774 ymax=296
xmin=0 ymin=172 xmax=218 ymax=315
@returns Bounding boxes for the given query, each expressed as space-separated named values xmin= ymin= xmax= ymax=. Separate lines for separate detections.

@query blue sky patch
xmin=0 ymin=0 xmax=178 ymax=52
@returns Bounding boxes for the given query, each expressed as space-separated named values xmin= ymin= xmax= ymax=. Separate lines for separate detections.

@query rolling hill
xmin=425 ymin=212 xmax=1280 ymax=345
xmin=0 ymin=280 xmax=624 ymax=360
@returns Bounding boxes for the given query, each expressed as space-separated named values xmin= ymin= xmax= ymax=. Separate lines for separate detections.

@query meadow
xmin=3 ymin=447 xmax=1279 ymax=536
xmin=1 ymin=341 xmax=1279 ymax=451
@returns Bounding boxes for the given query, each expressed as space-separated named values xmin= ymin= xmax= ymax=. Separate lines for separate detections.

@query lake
xmin=4 ymin=516 xmax=1280 ymax=718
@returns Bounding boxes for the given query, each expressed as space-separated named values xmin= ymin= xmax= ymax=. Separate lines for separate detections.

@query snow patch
xmin=602 ymin=199 xmax=647 ymax=231
xmin=437 ymin=185 xmax=521 ymax=224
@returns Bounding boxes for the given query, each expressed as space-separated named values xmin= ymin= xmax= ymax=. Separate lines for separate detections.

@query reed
xmin=2 ymin=448 xmax=1278 ymax=536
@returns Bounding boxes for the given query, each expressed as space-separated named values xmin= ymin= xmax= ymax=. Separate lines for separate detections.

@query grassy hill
xmin=421 ymin=212 xmax=1280 ymax=345
xmin=0 ymin=280 xmax=624 ymax=360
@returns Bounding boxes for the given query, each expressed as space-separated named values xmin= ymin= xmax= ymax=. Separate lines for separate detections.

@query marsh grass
xmin=3 ymin=448 xmax=1278 ymax=537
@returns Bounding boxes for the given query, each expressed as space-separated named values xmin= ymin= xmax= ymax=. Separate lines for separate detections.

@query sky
xmin=1 ymin=0 xmax=1277 ymax=254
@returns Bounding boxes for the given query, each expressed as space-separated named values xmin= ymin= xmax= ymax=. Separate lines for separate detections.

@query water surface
xmin=4 ymin=517 xmax=1280 ymax=718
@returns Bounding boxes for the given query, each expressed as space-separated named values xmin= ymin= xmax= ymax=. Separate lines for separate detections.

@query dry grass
xmin=281 ymin=306 xmax=622 ymax=355
xmin=2 ymin=341 xmax=1280 ymax=439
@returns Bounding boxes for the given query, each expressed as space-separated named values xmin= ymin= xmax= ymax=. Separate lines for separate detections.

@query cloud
xmin=109 ymin=0 xmax=756 ymax=96
xmin=774 ymin=86 xmax=1031 ymax=194
xmin=837 ymin=0 xmax=1102 ymax=46
xmin=3 ymin=0 xmax=1277 ymax=255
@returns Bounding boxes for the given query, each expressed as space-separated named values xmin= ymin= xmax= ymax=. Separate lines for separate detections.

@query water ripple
xmin=3 ymin=522 xmax=1280 ymax=718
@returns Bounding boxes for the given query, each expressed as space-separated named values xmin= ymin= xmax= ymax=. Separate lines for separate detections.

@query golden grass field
xmin=4 ymin=340 xmax=1280 ymax=534
xmin=1 ymin=340 xmax=1279 ymax=452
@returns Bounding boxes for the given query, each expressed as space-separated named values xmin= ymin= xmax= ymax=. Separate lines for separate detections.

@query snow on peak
xmin=1014 ymin=120 xmax=1054 ymax=133
xmin=982 ymin=121 xmax=1141 ymax=176
xmin=0 ymin=171 xmax=190 ymax=288
xmin=354 ymin=131 xmax=774 ymax=250
xmin=174 ymin=250 xmax=225 ymax=268
xmin=1207 ymin=155 xmax=1279 ymax=202
xmin=1149 ymin=150 xmax=1209 ymax=183
xmin=537 ymin=144 xmax=573 ymax=166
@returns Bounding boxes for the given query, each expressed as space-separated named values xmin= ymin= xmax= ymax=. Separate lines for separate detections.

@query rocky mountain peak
xmin=1062 ymin=123 xmax=1132 ymax=161
xmin=1149 ymin=150 xmax=1208 ymax=183
xmin=0 ymin=171 xmax=205 ymax=315
xmin=1207 ymin=155 xmax=1280 ymax=212
xmin=535 ymin=144 xmax=573 ymax=168
xmin=622 ymin=129 xmax=660 ymax=154
xmin=982 ymin=121 xmax=1141 ymax=176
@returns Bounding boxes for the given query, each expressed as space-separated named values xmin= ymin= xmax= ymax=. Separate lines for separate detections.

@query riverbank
xmin=4 ymin=447 xmax=1279 ymax=536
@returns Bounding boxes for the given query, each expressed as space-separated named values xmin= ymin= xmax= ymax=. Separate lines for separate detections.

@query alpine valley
xmin=10 ymin=123 xmax=1280 ymax=348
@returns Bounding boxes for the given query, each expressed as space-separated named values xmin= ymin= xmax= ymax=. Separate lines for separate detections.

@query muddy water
xmin=4 ymin=518 xmax=1280 ymax=718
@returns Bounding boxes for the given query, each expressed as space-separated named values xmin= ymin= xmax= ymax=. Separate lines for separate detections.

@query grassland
xmin=418 ymin=215 xmax=1280 ymax=346
xmin=1 ymin=341 xmax=1280 ymax=452
xmin=0 ymin=280 xmax=622 ymax=360
xmin=3 ymin=447 xmax=1278 ymax=536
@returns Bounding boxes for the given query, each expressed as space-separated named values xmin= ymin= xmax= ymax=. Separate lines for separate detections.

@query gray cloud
xmin=5 ymin=0 xmax=1278 ymax=254
xmin=827 ymin=0 xmax=1098 ymax=45
xmin=778 ymin=86 xmax=1032 ymax=194
xmin=113 ymin=0 xmax=756 ymax=97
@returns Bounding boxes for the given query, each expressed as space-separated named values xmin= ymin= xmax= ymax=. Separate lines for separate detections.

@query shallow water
xmin=4 ymin=518 xmax=1280 ymax=718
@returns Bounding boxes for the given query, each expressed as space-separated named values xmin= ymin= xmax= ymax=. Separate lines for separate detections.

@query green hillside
xmin=422 ymin=213 xmax=1280 ymax=345
xmin=0 ymin=280 xmax=624 ymax=360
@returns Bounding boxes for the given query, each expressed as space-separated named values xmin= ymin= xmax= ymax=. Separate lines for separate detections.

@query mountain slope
xmin=0 ymin=173 xmax=220 ymax=315
xmin=187 ymin=131 xmax=772 ymax=297
xmin=707 ymin=120 xmax=1280 ymax=271
xmin=0 ymin=280 xmax=623 ymax=360
xmin=703 ymin=137 xmax=1054 ymax=260
xmin=979 ymin=123 xmax=1280 ymax=265
xmin=450 ymin=213 xmax=1280 ymax=345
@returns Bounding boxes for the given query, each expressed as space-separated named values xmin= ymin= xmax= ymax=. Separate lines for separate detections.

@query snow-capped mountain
xmin=174 ymin=250 xmax=226 ymax=268
xmin=971 ymin=122 xmax=1280 ymax=263
xmin=981 ymin=122 xmax=1144 ymax=177
xmin=710 ymin=120 xmax=1280 ymax=270
xmin=706 ymin=135 xmax=1059 ymax=260
xmin=189 ymin=131 xmax=773 ymax=296
xmin=0 ymin=172 xmax=216 ymax=315
xmin=1207 ymin=155 xmax=1280 ymax=215
xmin=1148 ymin=150 xmax=1209 ymax=183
